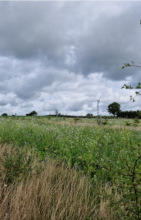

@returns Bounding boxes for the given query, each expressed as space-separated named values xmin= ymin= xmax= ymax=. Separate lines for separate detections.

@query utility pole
xmin=55 ymin=109 xmax=58 ymax=121
xmin=97 ymin=96 xmax=102 ymax=125
xmin=97 ymin=100 xmax=100 ymax=116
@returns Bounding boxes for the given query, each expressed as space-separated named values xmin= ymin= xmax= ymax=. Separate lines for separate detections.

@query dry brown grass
xmin=46 ymin=119 xmax=141 ymax=131
xmin=0 ymin=144 xmax=121 ymax=220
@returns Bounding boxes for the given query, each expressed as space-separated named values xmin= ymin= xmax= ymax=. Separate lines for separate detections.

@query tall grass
xmin=0 ymin=144 xmax=119 ymax=220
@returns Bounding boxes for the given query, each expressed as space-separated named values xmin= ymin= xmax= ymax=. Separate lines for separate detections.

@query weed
xmin=0 ymin=147 xmax=34 ymax=184
xmin=74 ymin=117 xmax=80 ymax=123
xmin=102 ymin=118 xmax=108 ymax=125
xmin=134 ymin=117 xmax=140 ymax=124
xmin=125 ymin=121 xmax=131 ymax=126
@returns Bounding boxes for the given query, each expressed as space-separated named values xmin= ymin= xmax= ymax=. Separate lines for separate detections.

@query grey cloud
xmin=0 ymin=2 xmax=70 ymax=66
xmin=20 ymin=103 xmax=34 ymax=108
xmin=42 ymin=100 xmax=64 ymax=113
xmin=0 ymin=100 xmax=8 ymax=106
xmin=40 ymin=99 xmax=45 ymax=102
xmin=0 ymin=55 xmax=78 ymax=100
xmin=13 ymin=66 xmax=77 ymax=100
xmin=0 ymin=97 xmax=19 ymax=107
xmin=67 ymin=103 xmax=84 ymax=112
xmin=67 ymin=99 xmax=90 ymax=112
xmin=71 ymin=2 xmax=141 ymax=80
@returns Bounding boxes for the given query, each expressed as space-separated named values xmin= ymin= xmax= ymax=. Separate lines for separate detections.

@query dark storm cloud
xmin=0 ymin=1 xmax=141 ymax=82
xmin=71 ymin=2 xmax=141 ymax=81
xmin=0 ymin=1 xmax=70 ymax=67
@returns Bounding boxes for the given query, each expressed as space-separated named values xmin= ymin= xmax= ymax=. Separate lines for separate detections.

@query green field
xmin=0 ymin=116 xmax=141 ymax=219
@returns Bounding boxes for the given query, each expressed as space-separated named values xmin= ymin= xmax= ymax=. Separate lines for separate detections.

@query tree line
xmin=117 ymin=110 xmax=141 ymax=119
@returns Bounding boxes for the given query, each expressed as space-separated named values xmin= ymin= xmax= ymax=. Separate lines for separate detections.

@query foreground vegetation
xmin=0 ymin=116 xmax=141 ymax=219
xmin=0 ymin=144 xmax=118 ymax=220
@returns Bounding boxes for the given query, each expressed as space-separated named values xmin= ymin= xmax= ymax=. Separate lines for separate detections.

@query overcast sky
xmin=0 ymin=1 xmax=141 ymax=116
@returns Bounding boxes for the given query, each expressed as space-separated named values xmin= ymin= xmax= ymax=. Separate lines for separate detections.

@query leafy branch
xmin=121 ymin=61 xmax=141 ymax=69
xmin=121 ymin=61 xmax=141 ymax=101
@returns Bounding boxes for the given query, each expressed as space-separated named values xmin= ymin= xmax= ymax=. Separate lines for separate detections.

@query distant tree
xmin=86 ymin=113 xmax=93 ymax=118
xmin=2 ymin=113 xmax=8 ymax=116
xmin=31 ymin=110 xmax=37 ymax=116
xmin=26 ymin=110 xmax=37 ymax=116
xmin=107 ymin=102 xmax=121 ymax=116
